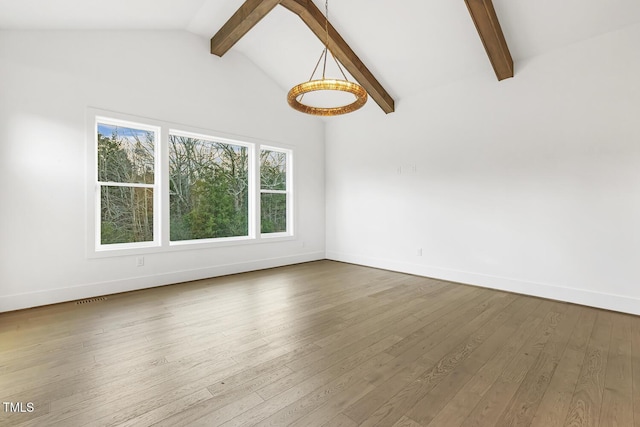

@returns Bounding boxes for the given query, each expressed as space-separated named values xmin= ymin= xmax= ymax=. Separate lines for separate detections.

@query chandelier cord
xmin=325 ymin=0 xmax=329 ymax=48
xmin=301 ymin=48 xmax=327 ymax=102
xmin=309 ymin=49 xmax=326 ymax=82
xmin=323 ymin=0 xmax=348 ymax=82
xmin=330 ymin=50 xmax=349 ymax=81
xmin=310 ymin=0 xmax=348 ymax=84
xmin=322 ymin=0 xmax=329 ymax=79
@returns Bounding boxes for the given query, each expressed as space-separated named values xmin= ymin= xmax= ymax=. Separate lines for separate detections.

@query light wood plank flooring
xmin=1 ymin=260 xmax=638 ymax=426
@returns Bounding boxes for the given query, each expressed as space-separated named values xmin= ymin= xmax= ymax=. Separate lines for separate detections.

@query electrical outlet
xmin=136 ymin=256 xmax=144 ymax=267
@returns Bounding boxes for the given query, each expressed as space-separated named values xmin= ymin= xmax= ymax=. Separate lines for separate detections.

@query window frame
xmin=86 ymin=108 xmax=295 ymax=258
xmin=259 ymin=145 xmax=293 ymax=238
xmin=91 ymin=115 xmax=162 ymax=253
xmin=167 ymin=128 xmax=256 ymax=247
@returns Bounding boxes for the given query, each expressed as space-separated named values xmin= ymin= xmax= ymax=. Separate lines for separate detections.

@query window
xmin=95 ymin=119 xmax=159 ymax=249
xmin=89 ymin=110 xmax=293 ymax=255
xmin=260 ymin=148 xmax=291 ymax=235
xmin=169 ymin=132 xmax=250 ymax=242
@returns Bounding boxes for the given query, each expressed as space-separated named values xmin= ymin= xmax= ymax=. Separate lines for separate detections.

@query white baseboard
xmin=326 ymin=251 xmax=640 ymax=316
xmin=5 ymin=250 xmax=638 ymax=316
xmin=0 ymin=252 xmax=324 ymax=313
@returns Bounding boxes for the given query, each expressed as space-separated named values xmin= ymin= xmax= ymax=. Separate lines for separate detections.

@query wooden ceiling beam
xmin=464 ymin=0 xmax=514 ymax=80
xmin=280 ymin=0 xmax=394 ymax=114
xmin=210 ymin=0 xmax=282 ymax=56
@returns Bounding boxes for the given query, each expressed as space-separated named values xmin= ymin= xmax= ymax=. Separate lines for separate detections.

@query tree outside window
xmin=169 ymin=135 xmax=249 ymax=241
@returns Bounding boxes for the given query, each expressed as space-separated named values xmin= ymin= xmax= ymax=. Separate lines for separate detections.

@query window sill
xmin=88 ymin=234 xmax=296 ymax=259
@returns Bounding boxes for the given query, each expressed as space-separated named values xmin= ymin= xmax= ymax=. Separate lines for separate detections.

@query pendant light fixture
xmin=287 ymin=0 xmax=367 ymax=116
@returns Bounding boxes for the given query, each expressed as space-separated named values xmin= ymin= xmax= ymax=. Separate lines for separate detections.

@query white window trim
xmin=89 ymin=114 xmax=162 ymax=254
xmin=86 ymin=108 xmax=295 ymax=259
xmin=259 ymin=145 xmax=294 ymax=239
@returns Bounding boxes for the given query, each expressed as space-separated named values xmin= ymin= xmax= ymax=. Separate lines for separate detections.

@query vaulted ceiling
xmin=2 ymin=0 xmax=640 ymax=113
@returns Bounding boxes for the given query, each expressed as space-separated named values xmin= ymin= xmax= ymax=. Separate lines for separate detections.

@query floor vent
xmin=76 ymin=297 xmax=107 ymax=305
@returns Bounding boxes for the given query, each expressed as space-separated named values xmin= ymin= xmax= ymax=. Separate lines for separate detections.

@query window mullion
xmin=253 ymin=143 xmax=261 ymax=240
xmin=160 ymin=125 xmax=170 ymax=247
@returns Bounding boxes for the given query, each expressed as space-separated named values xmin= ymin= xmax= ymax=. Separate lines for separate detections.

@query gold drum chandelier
xmin=287 ymin=0 xmax=367 ymax=116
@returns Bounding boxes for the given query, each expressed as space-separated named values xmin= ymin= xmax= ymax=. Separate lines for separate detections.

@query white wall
xmin=0 ymin=30 xmax=326 ymax=312
xmin=326 ymin=24 xmax=640 ymax=315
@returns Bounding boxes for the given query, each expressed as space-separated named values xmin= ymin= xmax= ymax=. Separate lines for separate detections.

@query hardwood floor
xmin=0 ymin=260 xmax=638 ymax=426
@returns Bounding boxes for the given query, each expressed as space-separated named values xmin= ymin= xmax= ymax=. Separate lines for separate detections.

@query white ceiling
xmin=2 ymin=0 xmax=640 ymax=107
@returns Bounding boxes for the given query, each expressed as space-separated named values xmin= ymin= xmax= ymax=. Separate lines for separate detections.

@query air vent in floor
xmin=75 ymin=297 xmax=107 ymax=305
